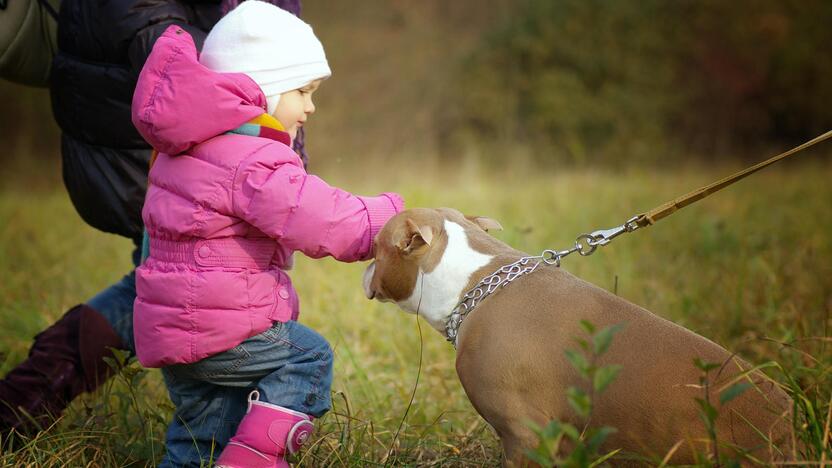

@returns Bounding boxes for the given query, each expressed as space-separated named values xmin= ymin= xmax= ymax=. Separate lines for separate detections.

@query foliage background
xmin=4 ymin=0 xmax=832 ymax=169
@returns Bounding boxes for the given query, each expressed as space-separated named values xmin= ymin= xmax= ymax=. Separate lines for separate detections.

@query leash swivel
xmin=545 ymin=214 xmax=644 ymax=264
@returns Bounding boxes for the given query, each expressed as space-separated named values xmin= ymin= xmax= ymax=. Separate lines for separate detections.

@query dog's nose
xmin=363 ymin=262 xmax=376 ymax=299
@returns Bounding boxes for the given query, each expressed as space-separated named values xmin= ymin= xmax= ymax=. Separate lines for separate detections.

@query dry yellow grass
xmin=1 ymin=157 xmax=830 ymax=465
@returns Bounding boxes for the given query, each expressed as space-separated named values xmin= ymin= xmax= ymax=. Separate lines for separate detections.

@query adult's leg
xmin=0 ymin=243 xmax=138 ymax=436
xmin=85 ymin=243 xmax=141 ymax=352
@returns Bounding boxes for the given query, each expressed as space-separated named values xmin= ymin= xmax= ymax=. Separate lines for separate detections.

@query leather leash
xmin=565 ymin=129 xmax=832 ymax=259
xmin=633 ymin=129 xmax=832 ymax=229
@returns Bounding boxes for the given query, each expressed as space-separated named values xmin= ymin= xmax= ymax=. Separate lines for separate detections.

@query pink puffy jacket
xmin=131 ymin=27 xmax=403 ymax=368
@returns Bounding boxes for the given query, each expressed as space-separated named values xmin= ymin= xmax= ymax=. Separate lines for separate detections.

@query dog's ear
xmin=396 ymin=218 xmax=433 ymax=255
xmin=466 ymin=215 xmax=503 ymax=232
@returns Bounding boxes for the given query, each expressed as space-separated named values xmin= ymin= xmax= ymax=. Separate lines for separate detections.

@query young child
xmin=130 ymin=2 xmax=404 ymax=467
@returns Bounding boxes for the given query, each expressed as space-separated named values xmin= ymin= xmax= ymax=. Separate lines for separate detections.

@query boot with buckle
xmin=215 ymin=390 xmax=314 ymax=468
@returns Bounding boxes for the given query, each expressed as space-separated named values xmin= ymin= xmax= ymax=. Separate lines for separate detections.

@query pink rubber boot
xmin=215 ymin=391 xmax=314 ymax=468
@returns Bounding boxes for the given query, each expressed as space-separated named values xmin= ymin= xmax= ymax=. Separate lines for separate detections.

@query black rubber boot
xmin=0 ymin=304 xmax=125 ymax=438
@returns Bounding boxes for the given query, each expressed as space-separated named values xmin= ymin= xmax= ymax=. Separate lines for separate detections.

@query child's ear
xmin=465 ymin=215 xmax=503 ymax=232
xmin=396 ymin=218 xmax=434 ymax=255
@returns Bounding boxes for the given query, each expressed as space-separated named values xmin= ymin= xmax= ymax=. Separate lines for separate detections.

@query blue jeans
xmin=86 ymin=239 xmax=140 ymax=352
xmin=159 ymin=320 xmax=334 ymax=468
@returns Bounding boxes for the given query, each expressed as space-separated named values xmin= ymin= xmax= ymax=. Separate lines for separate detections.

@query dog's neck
xmin=397 ymin=220 xmax=494 ymax=332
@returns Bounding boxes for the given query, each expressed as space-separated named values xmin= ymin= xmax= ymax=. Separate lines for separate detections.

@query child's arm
xmin=232 ymin=143 xmax=403 ymax=262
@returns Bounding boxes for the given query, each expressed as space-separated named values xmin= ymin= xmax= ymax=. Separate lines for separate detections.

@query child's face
xmin=272 ymin=79 xmax=322 ymax=141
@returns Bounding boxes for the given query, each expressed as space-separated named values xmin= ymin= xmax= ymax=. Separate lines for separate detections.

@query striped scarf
xmin=227 ymin=113 xmax=291 ymax=146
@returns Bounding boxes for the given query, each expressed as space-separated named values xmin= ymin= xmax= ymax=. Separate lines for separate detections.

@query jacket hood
xmin=132 ymin=26 xmax=267 ymax=155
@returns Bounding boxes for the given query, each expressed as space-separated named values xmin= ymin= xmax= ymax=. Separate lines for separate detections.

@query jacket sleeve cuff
xmin=359 ymin=192 xmax=405 ymax=257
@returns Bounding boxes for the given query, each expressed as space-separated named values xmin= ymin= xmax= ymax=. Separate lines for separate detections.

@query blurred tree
xmin=5 ymin=0 xmax=831 ymax=168
xmin=0 ymin=81 xmax=59 ymax=165
xmin=453 ymin=0 xmax=832 ymax=163
xmin=673 ymin=0 xmax=832 ymax=155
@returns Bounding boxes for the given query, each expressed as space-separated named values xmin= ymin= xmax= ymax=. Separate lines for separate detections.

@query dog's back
xmin=455 ymin=265 xmax=793 ymax=464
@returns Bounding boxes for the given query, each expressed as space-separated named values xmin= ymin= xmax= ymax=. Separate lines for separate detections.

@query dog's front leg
xmin=497 ymin=421 xmax=549 ymax=468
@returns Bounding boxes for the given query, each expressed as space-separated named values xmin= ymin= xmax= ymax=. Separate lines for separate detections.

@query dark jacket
xmin=50 ymin=0 xmax=302 ymax=243
xmin=50 ymin=0 xmax=224 ymax=242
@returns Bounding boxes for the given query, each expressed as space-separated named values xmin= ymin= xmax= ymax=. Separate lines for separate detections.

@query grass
xmin=0 ymin=155 xmax=830 ymax=466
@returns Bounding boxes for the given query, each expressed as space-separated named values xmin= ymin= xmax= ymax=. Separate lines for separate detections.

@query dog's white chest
xmin=398 ymin=221 xmax=493 ymax=331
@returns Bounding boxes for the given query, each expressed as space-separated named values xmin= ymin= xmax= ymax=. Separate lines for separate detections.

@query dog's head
xmin=363 ymin=208 xmax=503 ymax=328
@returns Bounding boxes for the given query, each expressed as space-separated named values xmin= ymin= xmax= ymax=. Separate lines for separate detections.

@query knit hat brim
xmin=199 ymin=1 xmax=331 ymax=113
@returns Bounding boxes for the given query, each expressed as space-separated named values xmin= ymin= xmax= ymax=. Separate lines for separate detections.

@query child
xmin=130 ymin=2 xmax=404 ymax=467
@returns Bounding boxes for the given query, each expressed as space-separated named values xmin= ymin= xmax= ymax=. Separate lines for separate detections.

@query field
xmin=1 ymin=157 xmax=831 ymax=466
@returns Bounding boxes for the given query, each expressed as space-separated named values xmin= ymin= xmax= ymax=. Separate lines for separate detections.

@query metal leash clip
xmin=535 ymin=215 xmax=644 ymax=267
xmin=588 ymin=215 xmax=642 ymax=247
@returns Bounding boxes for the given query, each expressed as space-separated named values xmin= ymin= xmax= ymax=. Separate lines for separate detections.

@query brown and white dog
xmin=363 ymin=208 xmax=793 ymax=466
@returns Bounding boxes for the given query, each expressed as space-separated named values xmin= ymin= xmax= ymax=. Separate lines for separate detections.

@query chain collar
xmin=445 ymin=255 xmax=548 ymax=347
xmin=444 ymin=216 xmax=642 ymax=348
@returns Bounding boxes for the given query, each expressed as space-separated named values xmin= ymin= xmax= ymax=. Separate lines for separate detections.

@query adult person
xmin=0 ymin=0 xmax=303 ymax=438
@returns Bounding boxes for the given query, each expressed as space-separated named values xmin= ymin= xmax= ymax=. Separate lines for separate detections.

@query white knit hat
xmin=199 ymin=1 xmax=331 ymax=114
